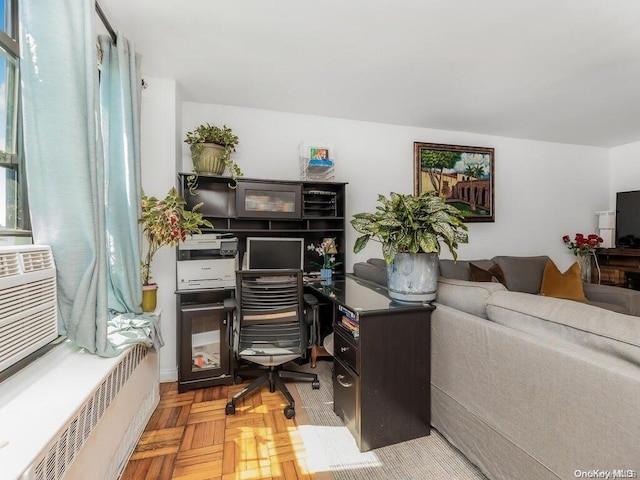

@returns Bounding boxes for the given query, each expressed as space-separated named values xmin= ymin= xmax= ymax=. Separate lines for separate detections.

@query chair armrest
xmin=303 ymin=293 xmax=319 ymax=307
xmin=582 ymin=282 xmax=640 ymax=316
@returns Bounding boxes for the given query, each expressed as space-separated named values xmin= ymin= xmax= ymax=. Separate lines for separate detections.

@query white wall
xmin=610 ymin=141 xmax=640 ymax=206
xmin=140 ymin=77 xmax=180 ymax=382
xmin=142 ymin=92 xmax=612 ymax=379
xmin=182 ymin=102 xmax=609 ymax=270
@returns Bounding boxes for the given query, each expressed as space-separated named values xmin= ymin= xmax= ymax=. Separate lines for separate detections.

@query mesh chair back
xmin=236 ymin=270 xmax=305 ymax=358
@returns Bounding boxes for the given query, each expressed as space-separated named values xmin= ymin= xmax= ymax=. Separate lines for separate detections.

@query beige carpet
xmin=290 ymin=360 xmax=488 ymax=480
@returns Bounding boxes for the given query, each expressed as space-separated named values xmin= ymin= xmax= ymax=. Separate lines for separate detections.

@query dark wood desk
xmin=306 ymin=275 xmax=434 ymax=452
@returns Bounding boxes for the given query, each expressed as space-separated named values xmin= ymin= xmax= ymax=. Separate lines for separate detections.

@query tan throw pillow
xmin=469 ymin=262 xmax=507 ymax=287
xmin=540 ymin=260 xmax=586 ymax=302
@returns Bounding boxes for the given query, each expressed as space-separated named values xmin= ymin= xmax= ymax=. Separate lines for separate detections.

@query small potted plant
xmin=140 ymin=187 xmax=213 ymax=311
xmin=307 ymin=237 xmax=342 ymax=281
xmin=184 ymin=123 xmax=243 ymax=191
xmin=351 ymin=191 xmax=468 ymax=302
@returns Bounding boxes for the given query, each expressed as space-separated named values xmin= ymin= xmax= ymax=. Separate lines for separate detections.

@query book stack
xmin=341 ymin=315 xmax=359 ymax=338
xmin=338 ymin=305 xmax=359 ymax=338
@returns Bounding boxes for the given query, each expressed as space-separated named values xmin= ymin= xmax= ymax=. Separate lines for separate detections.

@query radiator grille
xmin=32 ymin=344 xmax=149 ymax=480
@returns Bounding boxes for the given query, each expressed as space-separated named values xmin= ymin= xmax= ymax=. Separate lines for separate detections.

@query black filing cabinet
xmin=311 ymin=276 xmax=433 ymax=452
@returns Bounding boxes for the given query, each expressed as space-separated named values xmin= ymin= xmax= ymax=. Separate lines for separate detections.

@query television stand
xmin=594 ymin=248 xmax=640 ymax=290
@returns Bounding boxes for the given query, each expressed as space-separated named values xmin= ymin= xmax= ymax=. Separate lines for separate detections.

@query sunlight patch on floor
xmin=298 ymin=424 xmax=384 ymax=473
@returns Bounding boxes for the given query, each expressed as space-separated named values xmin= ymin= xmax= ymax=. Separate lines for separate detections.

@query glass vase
xmin=576 ymin=254 xmax=592 ymax=283
xmin=320 ymin=268 xmax=333 ymax=281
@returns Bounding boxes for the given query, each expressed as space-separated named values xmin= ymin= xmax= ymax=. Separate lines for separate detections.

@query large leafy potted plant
xmin=184 ymin=123 xmax=243 ymax=191
xmin=351 ymin=191 xmax=468 ymax=302
xmin=140 ymin=187 xmax=213 ymax=311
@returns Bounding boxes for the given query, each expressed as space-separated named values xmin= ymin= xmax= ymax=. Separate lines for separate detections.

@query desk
xmin=306 ymin=275 xmax=434 ymax=452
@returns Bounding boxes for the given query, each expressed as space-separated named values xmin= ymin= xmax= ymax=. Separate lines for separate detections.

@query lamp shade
xmin=596 ymin=211 xmax=615 ymax=230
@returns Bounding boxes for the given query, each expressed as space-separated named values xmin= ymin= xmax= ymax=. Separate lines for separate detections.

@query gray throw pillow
xmin=491 ymin=255 xmax=550 ymax=293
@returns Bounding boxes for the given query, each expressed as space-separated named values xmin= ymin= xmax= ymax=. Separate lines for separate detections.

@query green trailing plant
xmin=184 ymin=123 xmax=243 ymax=191
xmin=140 ymin=187 xmax=213 ymax=285
xmin=351 ymin=191 xmax=468 ymax=263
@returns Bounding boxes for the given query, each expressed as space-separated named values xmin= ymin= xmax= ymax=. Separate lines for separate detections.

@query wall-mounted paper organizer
xmin=299 ymin=142 xmax=335 ymax=181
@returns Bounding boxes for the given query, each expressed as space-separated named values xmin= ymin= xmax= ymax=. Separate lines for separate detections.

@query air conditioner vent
xmin=21 ymin=248 xmax=55 ymax=272
xmin=0 ymin=245 xmax=58 ymax=374
xmin=0 ymin=252 xmax=20 ymax=277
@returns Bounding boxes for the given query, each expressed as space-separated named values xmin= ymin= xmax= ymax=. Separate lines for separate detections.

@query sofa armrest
xmin=582 ymin=282 xmax=640 ymax=316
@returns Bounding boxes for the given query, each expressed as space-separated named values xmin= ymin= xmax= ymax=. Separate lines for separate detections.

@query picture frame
xmin=309 ymin=147 xmax=330 ymax=160
xmin=413 ymin=142 xmax=495 ymax=222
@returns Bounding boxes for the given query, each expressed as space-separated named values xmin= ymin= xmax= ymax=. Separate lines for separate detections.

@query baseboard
xmin=159 ymin=366 xmax=178 ymax=383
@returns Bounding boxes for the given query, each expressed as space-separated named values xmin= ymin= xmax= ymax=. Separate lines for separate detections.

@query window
xmin=0 ymin=0 xmax=27 ymax=235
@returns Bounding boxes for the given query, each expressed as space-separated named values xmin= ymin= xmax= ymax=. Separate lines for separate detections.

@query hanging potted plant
xmin=351 ymin=191 xmax=468 ymax=302
xmin=140 ymin=187 xmax=213 ymax=312
xmin=184 ymin=123 xmax=243 ymax=191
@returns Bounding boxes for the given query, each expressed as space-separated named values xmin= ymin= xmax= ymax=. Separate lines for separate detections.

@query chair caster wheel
xmin=312 ymin=380 xmax=320 ymax=390
xmin=225 ymin=402 xmax=236 ymax=415
xmin=234 ymin=375 xmax=243 ymax=384
xmin=284 ymin=406 xmax=295 ymax=419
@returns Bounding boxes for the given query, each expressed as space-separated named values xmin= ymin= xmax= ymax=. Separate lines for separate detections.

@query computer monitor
xmin=245 ymin=237 xmax=305 ymax=270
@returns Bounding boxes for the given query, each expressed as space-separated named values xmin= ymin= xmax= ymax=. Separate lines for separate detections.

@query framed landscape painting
xmin=414 ymin=142 xmax=495 ymax=222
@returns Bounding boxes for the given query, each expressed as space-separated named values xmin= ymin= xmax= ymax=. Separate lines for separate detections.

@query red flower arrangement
xmin=562 ymin=233 xmax=603 ymax=257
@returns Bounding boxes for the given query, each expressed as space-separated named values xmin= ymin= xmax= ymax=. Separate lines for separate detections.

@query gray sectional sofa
xmin=352 ymin=256 xmax=640 ymax=480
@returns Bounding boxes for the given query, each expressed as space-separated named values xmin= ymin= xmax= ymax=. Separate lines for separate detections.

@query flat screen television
xmin=245 ymin=237 xmax=305 ymax=270
xmin=615 ymin=190 xmax=640 ymax=249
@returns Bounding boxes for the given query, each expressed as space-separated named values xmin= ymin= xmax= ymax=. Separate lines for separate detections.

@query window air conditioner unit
xmin=0 ymin=245 xmax=58 ymax=374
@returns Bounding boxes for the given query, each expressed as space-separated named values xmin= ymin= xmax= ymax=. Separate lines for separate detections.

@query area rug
xmin=290 ymin=360 xmax=488 ymax=480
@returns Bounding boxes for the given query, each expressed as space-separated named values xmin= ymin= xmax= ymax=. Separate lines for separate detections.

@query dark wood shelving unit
xmin=175 ymin=174 xmax=348 ymax=392
xmin=593 ymin=248 xmax=640 ymax=290
xmin=178 ymin=174 xmax=348 ymax=274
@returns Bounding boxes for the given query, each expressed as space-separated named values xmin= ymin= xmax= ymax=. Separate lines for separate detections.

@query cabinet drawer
xmin=333 ymin=358 xmax=359 ymax=440
xmin=334 ymin=327 xmax=359 ymax=374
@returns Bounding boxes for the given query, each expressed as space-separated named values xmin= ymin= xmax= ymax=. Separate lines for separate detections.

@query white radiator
xmin=0 ymin=245 xmax=58 ymax=374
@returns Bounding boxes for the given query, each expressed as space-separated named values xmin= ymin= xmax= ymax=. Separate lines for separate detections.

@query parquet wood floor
xmin=121 ymin=380 xmax=319 ymax=480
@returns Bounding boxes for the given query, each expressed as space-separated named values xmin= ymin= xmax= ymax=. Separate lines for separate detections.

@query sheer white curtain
xmin=19 ymin=0 xmax=159 ymax=355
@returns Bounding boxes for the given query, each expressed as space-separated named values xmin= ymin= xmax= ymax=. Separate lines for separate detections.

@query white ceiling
xmin=99 ymin=0 xmax=640 ymax=148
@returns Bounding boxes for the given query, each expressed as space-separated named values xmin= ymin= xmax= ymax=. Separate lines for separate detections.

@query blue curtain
xmin=19 ymin=0 xmax=160 ymax=356
xmin=99 ymin=34 xmax=143 ymax=315
xmin=20 ymin=0 xmax=108 ymax=353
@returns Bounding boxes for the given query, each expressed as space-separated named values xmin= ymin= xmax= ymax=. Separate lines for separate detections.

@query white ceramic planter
xmin=387 ymin=252 xmax=438 ymax=302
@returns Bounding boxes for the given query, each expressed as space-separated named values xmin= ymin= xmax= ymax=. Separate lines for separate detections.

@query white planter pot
xmin=387 ymin=252 xmax=438 ymax=302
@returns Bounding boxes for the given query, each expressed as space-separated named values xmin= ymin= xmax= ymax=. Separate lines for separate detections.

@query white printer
xmin=177 ymin=234 xmax=238 ymax=290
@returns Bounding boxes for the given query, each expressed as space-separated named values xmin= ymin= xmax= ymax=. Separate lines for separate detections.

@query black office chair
xmin=225 ymin=269 xmax=320 ymax=419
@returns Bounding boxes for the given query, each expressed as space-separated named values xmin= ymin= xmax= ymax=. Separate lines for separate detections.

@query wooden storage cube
xmin=599 ymin=267 xmax=624 ymax=285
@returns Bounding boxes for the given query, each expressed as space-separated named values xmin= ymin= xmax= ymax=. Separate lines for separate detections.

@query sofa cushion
xmin=540 ymin=260 xmax=586 ymax=302
xmin=366 ymin=258 xmax=387 ymax=269
xmin=491 ymin=255 xmax=550 ymax=294
xmin=486 ymin=290 xmax=640 ymax=366
xmin=436 ymin=277 xmax=507 ymax=319
xmin=469 ymin=262 xmax=507 ymax=286
xmin=439 ymin=259 xmax=494 ymax=281
xmin=352 ymin=259 xmax=387 ymax=286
